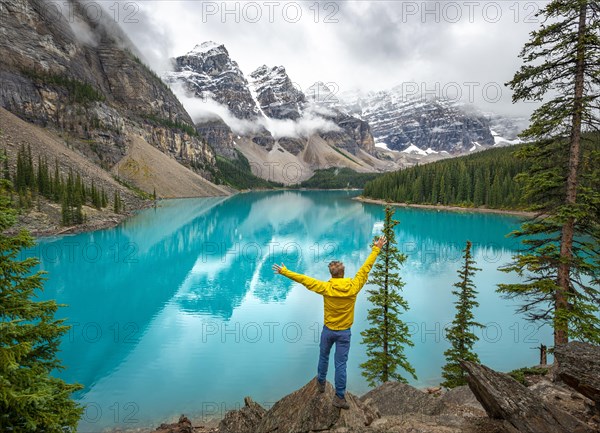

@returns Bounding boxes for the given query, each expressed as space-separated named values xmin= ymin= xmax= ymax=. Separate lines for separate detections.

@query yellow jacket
xmin=280 ymin=246 xmax=381 ymax=330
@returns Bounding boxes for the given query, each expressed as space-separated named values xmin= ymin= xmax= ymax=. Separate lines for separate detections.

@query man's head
xmin=328 ymin=260 xmax=345 ymax=278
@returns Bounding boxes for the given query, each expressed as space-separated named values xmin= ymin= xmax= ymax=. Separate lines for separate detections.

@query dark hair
xmin=328 ymin=260 xmax=345 ymax=277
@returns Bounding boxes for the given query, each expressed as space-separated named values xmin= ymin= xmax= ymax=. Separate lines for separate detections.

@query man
xmin=272 ymin=235 xmax=387 ymax=409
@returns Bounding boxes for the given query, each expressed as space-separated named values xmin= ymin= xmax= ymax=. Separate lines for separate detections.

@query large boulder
xmin=257 ymin=378 xmax=379 ymax=433
xmin=439 ymin=385 xmax=485 ymax=412
xmin=366 ymin=413 xmax=507 ymax=433
xmin=530 ymin=379 xmax=597 ymax=426
xmin=361 ymin=381 xmax=444 ymax=416
xmin=555 ymin=342 xmax=600 ymax=410
xmin=461 ymin=361 xmax=594 ymax=433
xmin=154 ymin=415 xmax=194 ymax=433
xmin=218 ymin=396 xmax=266 ymax=433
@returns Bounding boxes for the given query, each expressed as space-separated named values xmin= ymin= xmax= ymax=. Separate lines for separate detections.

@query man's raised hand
xmin=272 ymin=263 xmax=285 ymax=274
xmin=374 ymin=235 xmax=387 ymax=249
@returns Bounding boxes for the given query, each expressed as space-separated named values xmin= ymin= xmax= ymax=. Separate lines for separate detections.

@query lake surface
xmin=26 ymin=190 xmax=553 ymax=431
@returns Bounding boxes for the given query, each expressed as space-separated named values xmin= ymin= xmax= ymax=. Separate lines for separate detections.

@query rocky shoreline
xmin=112 ymin=342 xmax=599 ymax=433
xmin=4 ymin=199 xmax=153 ymax=239
xmin=354 ymin=196 xmax=538 ymax=218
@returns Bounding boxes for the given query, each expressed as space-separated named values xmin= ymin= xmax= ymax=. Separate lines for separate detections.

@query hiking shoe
xmin=332 ymin=395 xmax=350 ymax=410
xmin=316 ymin=378 xmax=325 ymax=393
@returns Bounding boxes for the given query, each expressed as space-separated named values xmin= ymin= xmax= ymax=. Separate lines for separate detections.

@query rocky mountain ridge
xmin=163 ymin=42 xmax=526 ymax=183
xmin=1 ymin=2 xmax=527 ymax=194
xmin=249 ymin=64 xmax=306 ymax=120
xmin=163 ymin=41 xmax=402 ymax=183
xmin=337 ymin=86 xmax=526 ymax=154
xmin=0 ymin=0 xmax=227 ymax=205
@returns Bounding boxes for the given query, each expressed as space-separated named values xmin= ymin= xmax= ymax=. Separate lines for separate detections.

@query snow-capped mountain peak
xmin=248 ymin=65 xmax=305 ymax=120
xmin=187 ymin=41 xmax=224 ymax=56
xmin=164 ymin=41 xmax=260 ymax=120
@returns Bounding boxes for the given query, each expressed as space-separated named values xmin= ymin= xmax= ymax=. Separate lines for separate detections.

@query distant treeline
xmin=3 ymin=145 xmax=122 ymax=225
xmin=209 ymin=150 xmax=283 ymax=189
xmin=364 ymin=145 xmax=530 ymax=209
xmin=299 ymin=167 xmax=379 ymax=189
xmin=363 ymin=137 xmax=600 ymax=210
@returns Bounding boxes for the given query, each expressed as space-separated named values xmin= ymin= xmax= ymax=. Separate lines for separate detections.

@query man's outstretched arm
xmin=273 ymin=263 xmax=329 ymax=295
xmin=351 ymin=235 xmax=387 ymax=294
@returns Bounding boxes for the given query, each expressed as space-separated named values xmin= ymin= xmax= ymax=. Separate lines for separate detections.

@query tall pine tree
xmin=360 ymin=204 xmax=416 ymax=386
xmin=0 ymin=159 xmax=82 ymax=431
xmin=113 ymin=190 xmax=122 ymax=213
xmin=441 ymin=240 xmax=483 ymax=388
xmin=499 ymin=0 xmax=600 ymax=346
xmin=3 ymin=149 xmax=10 ymax=181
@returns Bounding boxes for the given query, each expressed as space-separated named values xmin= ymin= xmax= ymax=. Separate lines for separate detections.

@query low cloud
xmin=264 ymin=104 xmax=341 ymax=139
xmin=68 ymin=17 xmax=99 ymax=47
xmin=172 ymin=83 xmax=260 ymax=134
xmin=171 ymin=82 xmax=340 ymax=139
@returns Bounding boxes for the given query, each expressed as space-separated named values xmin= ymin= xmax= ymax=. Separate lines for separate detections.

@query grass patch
xmin=507 ymin=366 xmax=549 ymax=385
xmin=21 ymin=68 xmax=105 ymax=104
xmin=142 ymin=114 xmax=199 ymax=137
xmin=329 ymin=145 xmax=360 ymax=165
xmin=112 ymin=175 xmax=152 ymax=200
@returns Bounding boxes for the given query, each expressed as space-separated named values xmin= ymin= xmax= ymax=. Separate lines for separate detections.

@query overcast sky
xmin=115 ymin=1 xmax=546 ymax=117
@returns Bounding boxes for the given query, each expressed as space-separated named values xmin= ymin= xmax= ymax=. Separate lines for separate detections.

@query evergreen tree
xmin=36 ymin=155 xmax=44 ymax=195
xmin=101 ymin=187 xmax=108 ymax=208
xmin=15 ymin=145 xmax=25 ymax=191
xmin=113 ymin=190 xmax=121 ymax=214
xmin=61 ymin=191 xmax=69 ymax=226
xmin=441 ymin=240 xmax=484 ymax=388
xmin=90 ymin=181 xmax=102 ymax=209
xmin=60 ymin=170 xmax=84 ymax=226
xmin=360 ymin=204 xmax=416 ymax=386
xmin=3 ymin=149 xmax=10 ymax=180
xmin=0 ymin=161 xmax=83 ymax=431
xmin=26 ymin=145 xmax=34 ymax=190
xmin=499 ymin=0 xmax=600 ymax=346
xmin=53 ymin=161 xmax=61 ymax=201
xmin=75 ymin=172 xmax=84 ymax=204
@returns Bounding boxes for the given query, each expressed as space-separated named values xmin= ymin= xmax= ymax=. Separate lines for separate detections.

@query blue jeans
xmin=317 ymin=325 xmax=351 ymax=398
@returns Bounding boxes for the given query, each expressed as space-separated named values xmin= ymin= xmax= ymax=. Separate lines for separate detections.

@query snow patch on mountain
xmin=491 ymin=129 xmax=523 ymax=145
xmin=402 ymin=144 xmax=428 ymax=156
xmin=188 ymin=41 xmax=221 ymax=55
xmin=336 ymin=89 xmax=496 ymax=154
xmin=248 ymin=65 xmax=305 ymax=120
xmin=375 ymin=142 xmax=395 ymax=151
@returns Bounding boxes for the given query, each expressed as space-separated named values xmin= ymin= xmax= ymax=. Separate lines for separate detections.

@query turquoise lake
xmin=26 ymin=190 xmax=553 ymax=431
